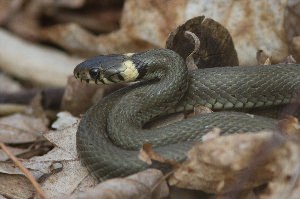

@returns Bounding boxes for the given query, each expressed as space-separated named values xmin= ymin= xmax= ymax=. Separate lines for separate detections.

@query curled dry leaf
xmin=184 ymin=0 xmax=290 ymax=64
xmin=282 ymin=55 xmax=296 ymax=64
xmin=256 ymin=50 xmax=271 ymax=65
xmin=263 ymin=58 xmax=272 ymax=66
xmin=139 ymin=143 xmax=180 ymax=169
xmin=168 ymin=131 xmax=300 ymax=194
xmin=68 ymin=169 xmax=169 ymax=199
xmin=183 ymin=31 xmax=200 ymax=71
xmin=278 ymin=116 xmax=300 ymax=136
xmin=166 ymin=16 xmax=238 ymax=69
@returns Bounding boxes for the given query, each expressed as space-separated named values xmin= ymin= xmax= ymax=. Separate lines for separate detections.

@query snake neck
xmin=108 ymin=49 xmax=189 ymax=148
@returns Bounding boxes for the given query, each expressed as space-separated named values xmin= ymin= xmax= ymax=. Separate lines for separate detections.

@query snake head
xmin=74 ymin=53 xmax=142 ymax=84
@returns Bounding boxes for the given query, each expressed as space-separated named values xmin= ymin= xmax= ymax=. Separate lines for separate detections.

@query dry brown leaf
xmin=166 ymin=16 xmax=238 ymax=69
xmin=42 ymin=0 xmax=290 ymax=65
xmin=67 ymin=169 xmax=169 ymax=199
xmin=139 ymin=143 xmax=180 ymax=169
xmin=62 ymin=76 xmax=127 ymax=116
xmin=256 ymin=50 xmax=271 ymax=65
xmin=0 ymin=112 xmax=90 ymax=198
xmin=21 ymin=113 xmax=91 ymax=198
xmin=0 ymin=113 xmax=47 ymax=143
xmin=184 ymin=0 xmax=290 ymax=64
xmin=0 ymin=146 xmax=30 ymax=161
xmin=0 ymin=173 xmax=35 ymax=199
xmin=168 ymin=131 xmax=298 ymax=194
xmin=258 ymin=141 xmax=300 ymax=199
xmin=34 ymin=113 xmax=170 ymax=199
xmin=193 ymin=105 xmax=213 ymax=116
xmin=278 ymin=116 xmax=300 ymax=136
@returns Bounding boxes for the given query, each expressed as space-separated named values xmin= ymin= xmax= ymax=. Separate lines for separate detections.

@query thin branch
xmin=0 ymin=142 xmax=47 ymax=199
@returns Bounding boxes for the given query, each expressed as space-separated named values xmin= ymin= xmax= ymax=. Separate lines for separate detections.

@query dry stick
xmin=0 ymin=142 xmax=47 ymax=199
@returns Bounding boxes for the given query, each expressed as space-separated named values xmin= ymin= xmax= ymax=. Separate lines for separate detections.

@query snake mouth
xmin=74 ymin=68 xmax=99 ymax=84
xmin=74 ymin=66 xmax=130 ymax=85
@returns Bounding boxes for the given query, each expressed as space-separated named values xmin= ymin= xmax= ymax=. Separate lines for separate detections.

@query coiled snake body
xmin=74 ymin=49 xmax=300 ymax=181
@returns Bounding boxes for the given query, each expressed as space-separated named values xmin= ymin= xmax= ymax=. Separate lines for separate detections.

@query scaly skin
xmin=75 ymin=49 xmax=300 ymax=181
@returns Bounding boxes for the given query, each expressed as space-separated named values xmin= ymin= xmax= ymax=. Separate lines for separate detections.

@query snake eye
xmin=89 ymin=68 xmax=99 ymax=79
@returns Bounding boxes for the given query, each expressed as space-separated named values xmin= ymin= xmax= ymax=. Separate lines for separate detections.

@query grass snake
xmin=74 ymin=49 xmax=300 ymax=181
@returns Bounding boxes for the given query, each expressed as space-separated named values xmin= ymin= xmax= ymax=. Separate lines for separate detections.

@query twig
xmin=0 ymin=142 xmax=47 ymax=199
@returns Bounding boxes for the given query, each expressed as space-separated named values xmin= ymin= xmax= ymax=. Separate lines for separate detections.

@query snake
xmin=74 ymin=48 xmax=300 ymax=181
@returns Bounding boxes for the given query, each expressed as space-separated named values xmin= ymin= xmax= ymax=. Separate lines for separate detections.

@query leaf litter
xmin=0 ymin=1 xmax=300 ymax=199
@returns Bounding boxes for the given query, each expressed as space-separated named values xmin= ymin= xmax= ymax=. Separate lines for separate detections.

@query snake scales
xmin=74 ymin=49 xmax=300 ymax=181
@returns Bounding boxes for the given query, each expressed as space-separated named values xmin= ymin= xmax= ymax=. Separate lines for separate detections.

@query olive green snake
xmin=74 ymin=49 xmax=300 ymax=181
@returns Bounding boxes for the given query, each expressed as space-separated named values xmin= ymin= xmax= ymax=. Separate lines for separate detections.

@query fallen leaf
xmin=168 ymin=131 xmax=296 ymax=194
xmin=0 ymin=113 xmax=47 ymax=143
xmin=278 ymin=116 xmax=300 ymax=136
xmin=61 ymin=76 xmax=127 ymax=116
xmin=67 ymin=169 xmax=169 ymax=199
xmin=256 ymin=50 xmax=271 ymax=65
xmin=51 ymin=112 xmax=79 ymax=130
xmin=40 ymin=0 xmax=291 ymax=65
xmin=0 ymin=173 xmax=35 ymax=199
xmin=139 ymin=143 xmax=180 ymax=169
xmin=0 ymin=146 xmax=30 ymax=161
xmin=166 ymin=16 xmax=239 ymax=69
